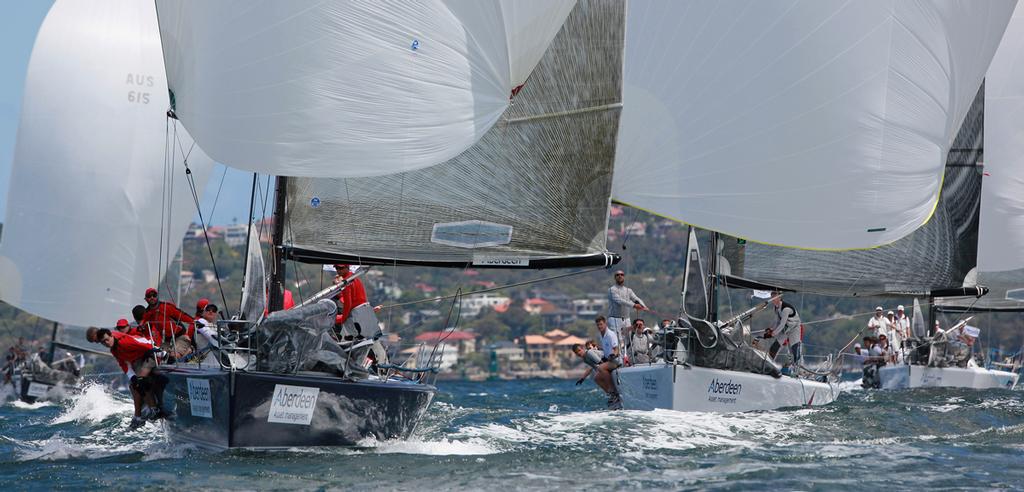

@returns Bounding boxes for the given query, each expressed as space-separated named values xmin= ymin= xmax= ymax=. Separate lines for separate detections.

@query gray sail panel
xmin=682 ymin=229 xmax=713 ymax=320
xmin=283 ymin=0 xmax=622 ymax=267
xmin=721 ymin=84 xmax=985 ymax=297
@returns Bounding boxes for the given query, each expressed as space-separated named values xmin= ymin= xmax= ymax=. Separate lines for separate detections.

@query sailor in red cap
xmin=140 ymin=288 xmax=195 ymax=358
xmin=194 ymin=298 xmax=210 ymax=318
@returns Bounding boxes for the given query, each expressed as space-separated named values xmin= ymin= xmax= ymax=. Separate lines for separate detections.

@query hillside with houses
xmin=2 ymin=206 xmax=1022 ymax=379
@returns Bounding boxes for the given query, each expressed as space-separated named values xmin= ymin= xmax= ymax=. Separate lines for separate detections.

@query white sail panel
xmin=0 ymin=0 xmax=214 ymax=327
xmin=497 ymin=0 xmax=578 ymax=87
xmin=613 ymin=0 xmax=1015 ymax=250
xmin=283 ymin=0 xmax=620 ymax=268
xmin=155 ymin=0 xmax=575 ymax=178
xmin=239 ymin=225 xmax=267 ymax=323
xmin=980 ymin=4 xmax=1024 ymax=272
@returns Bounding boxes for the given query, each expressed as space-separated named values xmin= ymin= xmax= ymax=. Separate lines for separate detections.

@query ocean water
xmin=1 ymin=379 xmax=1022 ymax=490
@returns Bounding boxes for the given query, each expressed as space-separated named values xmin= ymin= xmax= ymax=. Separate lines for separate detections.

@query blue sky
xmin=0 ymin=1 xmax=255 ymax=226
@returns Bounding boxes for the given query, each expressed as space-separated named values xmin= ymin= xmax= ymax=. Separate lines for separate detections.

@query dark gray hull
xmin=162 ymin=366 xmax=436 ymax=449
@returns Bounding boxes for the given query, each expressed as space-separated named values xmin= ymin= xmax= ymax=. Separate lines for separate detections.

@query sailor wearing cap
xmin=893 ymin=304 xmax=910 ymax=342
xmin=867 ymin=306 xmax=890 ymax=339
xmin=607 ymin=270 xmax=647 ymax=358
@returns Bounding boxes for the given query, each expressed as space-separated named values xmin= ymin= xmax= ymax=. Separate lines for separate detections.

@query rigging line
xmin=162 ymin=122 xmax=180 ymax=304
xmin=183 ymin=160 xmax=231 ymax=317
xmin=618 ymin=206 xmax=642 ymax=252
xmin=801 ymin=299 xmax=940 ymax=327
xmin=384 ymin=266 xmax=607 ymax=309
xmin=157 ymin=116 xmax=170 ymax=296
xmin=206 ymin=166 xmax=230 ymax=227
xmin=423 ymin=288 xmax=465 ymax=374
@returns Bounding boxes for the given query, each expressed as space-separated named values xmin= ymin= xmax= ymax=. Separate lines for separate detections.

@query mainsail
xmin=941 ymin=4 xmax=1024 ymax=312
xmin=612 ymin=0 xmax=1015 ymax=250
xmin=0 ymin=0 xmax=215 ymax=327
xmin=720 ymin=84 xmax=986 ymax=297
xmin=283 ymin=0 xmax=622 ymax=268
xmin=154 ymin=0 xmax=576 ymax=178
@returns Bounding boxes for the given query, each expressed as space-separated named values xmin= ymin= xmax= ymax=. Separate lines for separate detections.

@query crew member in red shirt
xmin=87 ymin=327 xmax=171 ymax=429
xmin=332 ymin=264 xmax=383 ymax=339
xmin=141 ymin=287 xmax=194 ymax=358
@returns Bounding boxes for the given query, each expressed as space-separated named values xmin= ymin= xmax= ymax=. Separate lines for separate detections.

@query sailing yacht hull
xmin=878 ymin=364 xmax=1019 ymax=390
xmin=616 ymin=364 xmax=838 ymax=412
xmin=161 ymin=366 xmax=435 ymax=449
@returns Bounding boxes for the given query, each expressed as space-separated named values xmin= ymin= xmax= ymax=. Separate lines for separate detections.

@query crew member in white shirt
xmin=594 ymin=316 xmax=623 ymax=410
xmin=867 ymin=306 xmax=889 ymax=339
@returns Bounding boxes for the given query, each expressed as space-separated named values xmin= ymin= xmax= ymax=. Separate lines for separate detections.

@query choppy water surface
xmin=1 ymin=379 xmax=1022 ymax=490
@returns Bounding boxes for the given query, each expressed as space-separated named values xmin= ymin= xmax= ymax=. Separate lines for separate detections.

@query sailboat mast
xmin=708 ymin=232 xmax=720 ymax=323
xmin=927 ymin=295 xmax=936 ymax=336
xmin=46 ymin=321 xmax=58 ymax=364
xmin=268 ymin=176 xmax=288 ymax=312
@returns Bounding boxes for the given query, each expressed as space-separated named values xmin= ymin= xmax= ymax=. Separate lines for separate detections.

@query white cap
xmin=875 ymin=306 xmax=883 ymax=311
xmin=854 ymin=343 xmax=862 ymax=348
xmin=964 ymin=325 xmax=980 ymax=338
xmin=887 ymin=310 xmax=894 ymax=315
xmin=897 ymin=305 xmax=905 ymax=311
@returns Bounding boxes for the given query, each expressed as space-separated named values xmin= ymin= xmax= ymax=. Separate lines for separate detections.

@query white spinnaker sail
xmin=155 ymin=0 xmax=575 ymax=178
xmin=980 ymin=4 xmax=1024 ymax=273
xmin=0 ymin=0 xmax=214 ymax=327
xmin=613 ymin=0 xmax=1015 ymax=250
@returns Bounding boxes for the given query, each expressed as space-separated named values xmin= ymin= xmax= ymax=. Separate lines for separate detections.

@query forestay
xmin=720 ymin=85 xmax=985 ymax=297
xmin=0 ymin=0 xmax=214 ymax=327
xmin=155 ymin=0 xmax=575 ymax=178
xmin=284 ymin=0 xmax=622 ymax=268
xmin=613 ymin=0 xmax=1015 ymax=250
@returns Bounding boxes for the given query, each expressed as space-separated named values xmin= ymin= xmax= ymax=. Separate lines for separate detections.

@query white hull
xmin=616 ymin=364 xmax=838 ymax=412
xmin=878 ymin=364 xmax=1019 ymax=390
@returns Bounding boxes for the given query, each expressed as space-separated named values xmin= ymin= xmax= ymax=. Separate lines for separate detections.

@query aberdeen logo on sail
xmin=707 ymin=378 xmax=742 ymax=395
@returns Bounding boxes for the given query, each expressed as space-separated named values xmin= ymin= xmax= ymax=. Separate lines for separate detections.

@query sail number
xmin=128 ymin=91 xmax=151 ymax=104
xmin=125 ymin=73 xmax=154 ymax=105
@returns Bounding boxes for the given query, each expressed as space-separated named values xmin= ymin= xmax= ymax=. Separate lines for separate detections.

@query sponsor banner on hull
xmin=186 ymin=378 xmax=213 ymax=418
xmin=707 ymin=378 xmax=742 ymax=405
xmin=26 ymin=382 xmax=49 ymax=398
xmin=268 ymin=384 xmax=320 ymax=425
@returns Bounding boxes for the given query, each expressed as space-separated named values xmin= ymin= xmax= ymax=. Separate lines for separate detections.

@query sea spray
xmin=52 ymin=383 xmax=132 ymax=425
